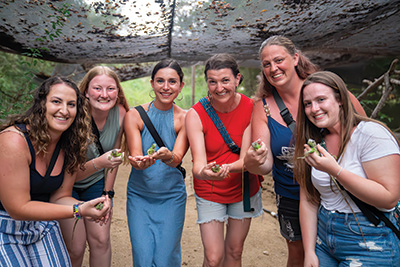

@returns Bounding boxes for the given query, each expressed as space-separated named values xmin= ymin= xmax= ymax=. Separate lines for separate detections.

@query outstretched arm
xmin=186 ymin=108 xmax=229 ymax=180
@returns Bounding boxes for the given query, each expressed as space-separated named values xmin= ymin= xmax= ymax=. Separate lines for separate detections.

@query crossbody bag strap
xmin=199 ymin=97 xmax=240 ymax=154
xmin=199 ymin=97 xmax=253 ymax=212
xmin=272 ymin=88 xmax=296 ymax=133
xmin=135 ymin=105 xmax=165 ymax=147
xmin=135 ymin=105 xmax=186 ymax=178
xmin=91 ymin=118 xmax=105 ymax=155
xmin=339 ymin=182 xmax=400 ymax=240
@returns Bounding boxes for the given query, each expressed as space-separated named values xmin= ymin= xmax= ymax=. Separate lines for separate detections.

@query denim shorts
xmin=195 ymin=188 xmax=263 ymax=224
xmin=276 ymin=194 xmax=302 ymax=241
xmin=316 ymin=205 xmax=400 ymax=266
xmin=72 ymin=178 xmax=104 ymax=201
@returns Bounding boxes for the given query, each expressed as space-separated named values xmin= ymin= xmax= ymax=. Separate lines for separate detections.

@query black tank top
xmin=0 ymin=124 xmax=65 ymax=211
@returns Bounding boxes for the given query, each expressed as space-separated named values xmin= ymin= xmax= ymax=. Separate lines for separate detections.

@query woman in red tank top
xmin=186 ymin=54 xmax=263 ymax=266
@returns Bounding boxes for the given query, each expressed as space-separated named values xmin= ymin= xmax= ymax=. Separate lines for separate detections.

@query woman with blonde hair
xmin=59 ymin=66 xmax=129 ymax=267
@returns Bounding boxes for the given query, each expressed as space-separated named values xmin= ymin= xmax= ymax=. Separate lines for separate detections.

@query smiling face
xmin=45 ymin=83 xmax=77 ymax=137
xmin=206 ymin=68 xmax=240 ymax=104
xmin=303 ymin=82 xmax=342 ymax=131
xmin=260 ymin=45 xmax=299 ymax=88
xmin=85 ymin=74 xmax=118 ymax=112
xmin=150 ymin=67 xmax=184 ymax=109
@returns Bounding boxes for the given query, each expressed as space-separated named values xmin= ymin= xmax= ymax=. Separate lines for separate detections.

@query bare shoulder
xmin=254 ymin=99 xmax=264 ymax=108
xmin=173 ymin=104 xmax=187 ymax=119
xmin=118 ymin=104 xmax=127 ymax=117
xmin=0 ymin=126 xmax=30 ymax=161
xmin=118 ymin=104 xmax=127 ymax=126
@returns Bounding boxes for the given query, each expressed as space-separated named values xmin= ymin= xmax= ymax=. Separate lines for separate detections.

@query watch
xmin=102 ymin=190 xmax=115 ymax=199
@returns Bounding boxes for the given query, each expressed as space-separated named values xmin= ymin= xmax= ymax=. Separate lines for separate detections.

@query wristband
xmin=102 ymin=190 xmax=115 ymax=199
xmin=336 ymin=166 xmax=343 ymax=177
xmin=163 ymin=151 xmax=174 ymax=164
xmin=73 ymin=202 xmax=84 ymax=219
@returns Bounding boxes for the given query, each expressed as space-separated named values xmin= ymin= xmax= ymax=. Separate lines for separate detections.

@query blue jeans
xmin=316 ymin=206 xmax=400 ymax=266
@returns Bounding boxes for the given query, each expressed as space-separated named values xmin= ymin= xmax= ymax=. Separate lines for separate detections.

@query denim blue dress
xmin=126 ymin=104 xmax=186 ymax=267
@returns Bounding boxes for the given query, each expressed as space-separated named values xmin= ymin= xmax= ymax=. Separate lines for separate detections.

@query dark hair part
xmin=151 ymin=59 xmax=184 ymax=83
xmin=204 ymin=53 xmax=244 ymax=84
xmin=294 ymin=71 xmax=399 ymax=204
xmin=256 ymin=35 xmax=319 ymax=99
xmin=79 ymin=66 xmax=129 ymax=112
xmin=1 ymin=76 xmax=93 ymax=174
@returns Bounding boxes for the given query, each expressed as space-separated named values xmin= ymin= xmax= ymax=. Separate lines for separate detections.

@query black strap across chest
xmin=134 ymin=105 xmax=186 ymax=178
xmin=264 ymin=88 xmax=296 ymax=133
xmin=91 ymin=118 xmax=105 ymax=155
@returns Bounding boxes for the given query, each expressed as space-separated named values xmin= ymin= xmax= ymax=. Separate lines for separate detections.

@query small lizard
xmin=146 ymin=143 xmax=156 ymax=155
xmin=211 ymin=164 xmax=221 ymax=173
xmin=105 ymin=149 xmax=123 ymax=176
xmin=298 ymin=139 xmax=321 ymax=159
xmin=251 ymin=141 xmax=261 ymax=151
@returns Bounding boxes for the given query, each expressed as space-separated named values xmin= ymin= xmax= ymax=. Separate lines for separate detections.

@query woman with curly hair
xmin=0 ymin=76 xmax=110 ymax=267
xmin=59 ymin=66 xmax=128 ymax=267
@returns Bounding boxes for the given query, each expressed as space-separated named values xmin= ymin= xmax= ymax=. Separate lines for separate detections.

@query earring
xmin=207 ymin=91 xmax=212 ymax=101
xmin=149 ymin=90 xmax=155 ymax=99
xmin=176 ymin=92 xmax=183 ymax=101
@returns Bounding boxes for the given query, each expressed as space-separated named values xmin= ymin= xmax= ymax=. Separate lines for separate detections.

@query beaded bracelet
xmin=92 ymin=159 xmax=99 ymax=170
xmin=73 ymin=202 xmax=84 ymax=219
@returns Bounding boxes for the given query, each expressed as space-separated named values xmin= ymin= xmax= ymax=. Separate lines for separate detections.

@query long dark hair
xmin=1 ymin=76 xmax=92 ymax=174
xmin=151 ymin=59 xmax=184 ymax=83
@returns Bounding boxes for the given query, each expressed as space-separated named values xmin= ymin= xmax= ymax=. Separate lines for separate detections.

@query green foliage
xmin=0 ymin=2 xmax=70 ymax=120
xmin=356 ymin=58 xmax=399 ymax=129
xmin=121 ymin=77 xmax=153 ymax=107
xmin=0 ymin=51 xmax=55 ymax=120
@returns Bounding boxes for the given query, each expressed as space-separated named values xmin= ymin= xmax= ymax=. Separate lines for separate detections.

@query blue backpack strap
xmin=199 ymin=97 xmax=254 ymax=212
xmin=199 ymin=97 xmax=240 ymax=154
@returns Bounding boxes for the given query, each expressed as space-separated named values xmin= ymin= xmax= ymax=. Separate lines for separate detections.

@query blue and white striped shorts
xmin=0 ymin=210 xmax=71 ymax=267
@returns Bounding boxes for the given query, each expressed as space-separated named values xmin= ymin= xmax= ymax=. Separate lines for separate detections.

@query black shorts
xmin=276 ymin=194 xmax=302 ymax=241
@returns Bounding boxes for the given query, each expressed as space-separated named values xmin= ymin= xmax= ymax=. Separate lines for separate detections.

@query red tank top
xmin=192 ymin=93 xmax=262 ymax=203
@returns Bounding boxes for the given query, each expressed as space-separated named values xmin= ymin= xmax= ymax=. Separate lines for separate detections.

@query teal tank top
xmin=74 ymin=105 xmax=120 ymax=189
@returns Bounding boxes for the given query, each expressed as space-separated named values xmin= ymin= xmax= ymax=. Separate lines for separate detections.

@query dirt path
xmin=83 ymin=152 xmax=287 ymax=266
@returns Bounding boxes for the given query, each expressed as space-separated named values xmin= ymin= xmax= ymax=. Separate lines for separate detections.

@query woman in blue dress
xmin=124 ymin=59 xmax=189 ymax=267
